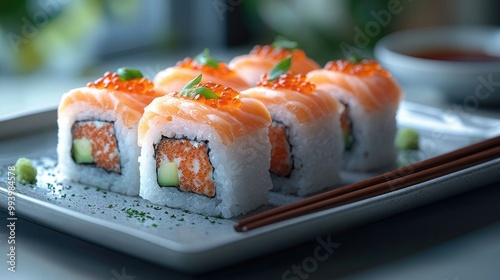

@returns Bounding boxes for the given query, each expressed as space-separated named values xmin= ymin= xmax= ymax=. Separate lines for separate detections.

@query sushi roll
xmin=241 ymin=58 xmax=344 ymax=196
xmin=154 ymin=48 xmax=250 ymax=93
xmin=307 ymin=59 xmax=403 ymax=171
xmin=229 ymin=36 xmax=320 ymax=86
xmin=138 ymin=75 xmax=272 ymax=218
xmin=57 ymin=68 xmax=164 ymax=195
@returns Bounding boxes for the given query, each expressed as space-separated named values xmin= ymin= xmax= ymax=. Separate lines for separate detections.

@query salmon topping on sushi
xmin=250 ymin=36 xmax=313 ymax=64
xmin=229 ymin=37 xmax=321 ymax=86
xmin=324 ymin=59 xmax=391 ymax=78
xmin=155 ymin=138 xmax=215 ymax=197
xmin=176 ymin=49 xmax=242 ymax=80
xmin=307 ymin=59 xmax=402 ymax=112
xmin=250 ymin=44 xmax=309 ymax=61
xmin=87 ymin=68 xmax=156 ymax=95
xmin=71 ymin=121 xmax=121 ymax=173
xmin=256 ymin=57 xmax=317 ymax=95
xmin=174 ymin=74 xmax=242 ymax=109
xmin=269 ymin=121 xmax=293 ymax=177
xmin=258 ymin=73 xmax=316 ymax=95
xmin=139 ymin=80 xmax=271 ymax=147
xmin=154 ymin=49 xmax=250 ymax=93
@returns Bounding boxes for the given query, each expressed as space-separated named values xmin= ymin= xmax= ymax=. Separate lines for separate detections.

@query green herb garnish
xmin=179 ymin=74 xmax=219 ymax=99
xmin=268 ymin=56 xmax=292 ymax=81
xmin=272 ymin=36 xmax=298 ymax=51
xmin=347 ymin=55 xmax=364 ymax=64
xmin=116 ymin=67 xmax=144 ymax=81
xmin=194 ymin=48 xmax=219 ymax=69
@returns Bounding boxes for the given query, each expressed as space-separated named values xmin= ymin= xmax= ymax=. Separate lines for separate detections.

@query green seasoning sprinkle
xmin=116 ymin=67 xmax=144 ymax=81
xmin=14 ymin=158 xmax=37 ymax=184
xmin=347 ymin=55 xmax=364 ymax=64
xmin=395 ymin=128 xmax=420 ymax=150
xmin=272 ymin=36 xmax=298 ymax=51
xmin=194 ymin=48 xmax=219 ymax=69
xmin=268 ymin=56 xmax=292 ymax=81
xmin=179 ymin=74 xmax=219 ymax=99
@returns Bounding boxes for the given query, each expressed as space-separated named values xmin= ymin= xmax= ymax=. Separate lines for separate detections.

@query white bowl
xmin=374 ymin=25 xmax=500 ymax=105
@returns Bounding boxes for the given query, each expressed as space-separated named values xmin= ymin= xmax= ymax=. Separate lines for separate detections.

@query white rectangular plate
xmin=0 ymin=107 xmax=499 ymax=273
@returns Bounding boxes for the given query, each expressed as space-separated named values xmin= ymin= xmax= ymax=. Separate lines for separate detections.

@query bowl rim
xmin=374 ymin=25 xmax=500 ymax=73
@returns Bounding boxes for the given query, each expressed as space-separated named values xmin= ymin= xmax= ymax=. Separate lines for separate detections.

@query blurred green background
xmin=1 ymin=0 xmax=499 ymax=75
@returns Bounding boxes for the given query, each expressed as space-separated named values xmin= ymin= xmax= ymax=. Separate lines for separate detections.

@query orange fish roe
xmin=176 ymin=57 xmax=238 ymax=79
xmin=324 ymin=59 xmax=391 ymax=77
xmin=72 ymin=121 xmax=121 ymax=173
xmin=258 ymin=73 xmax=316 ymax=95
xmin=269 ymin=122 xmax=293 ymax=177
xmin=176 ymin=81 xmax=242 ymax=109
xmin=156 ymin=138 xmax=215 ymax=197
xmin=250 ymin=45 xmax=307 ymax=61
xmin=87 ymin=72 xmax=156 ymax=95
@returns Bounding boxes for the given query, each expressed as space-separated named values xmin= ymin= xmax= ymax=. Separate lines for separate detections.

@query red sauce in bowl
xmin=412 ymin=49 xmax=500 ymax=62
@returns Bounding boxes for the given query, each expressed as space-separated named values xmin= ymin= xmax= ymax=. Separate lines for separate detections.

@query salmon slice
xmin=60 ymin=86 xmax=162 ymax=176
xmin=139 ymin=96 xmax=272 ymax=147
xmin=307 ymin=62 xmax=402 ymax=112
xmin=229 ymin=45 xmax=320 ymax=86
xmin=241 ymin=87 xmax=341 ymax=124
xmin=155 ymin=138 xmax=215 ymax=197
xmin=154 ymin=60 xmax=250 ymax=93
xmin=269 ymin=121 xmax=292 ymax=176
xmin=59 ymin=87 xmax=161 ymax=127
xmin=72 ymin=121 xmax=121 ymax=173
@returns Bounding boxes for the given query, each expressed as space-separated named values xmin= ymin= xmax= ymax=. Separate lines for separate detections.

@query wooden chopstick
xmin=234 ymin=136 xmax=500 ymax=232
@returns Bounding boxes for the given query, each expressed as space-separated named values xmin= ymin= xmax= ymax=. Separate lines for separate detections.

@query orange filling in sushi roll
xmin=71 ymin=121 xmax=121 ymax=173
xmin=268 ymin=121 xmax=292 ymax=177
xmin=155 ymin=138 xmax=216 ymax=197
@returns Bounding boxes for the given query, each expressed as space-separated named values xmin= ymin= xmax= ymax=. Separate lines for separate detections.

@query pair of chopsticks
xmin=234 ymin=135 xmax=500 ymax=232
